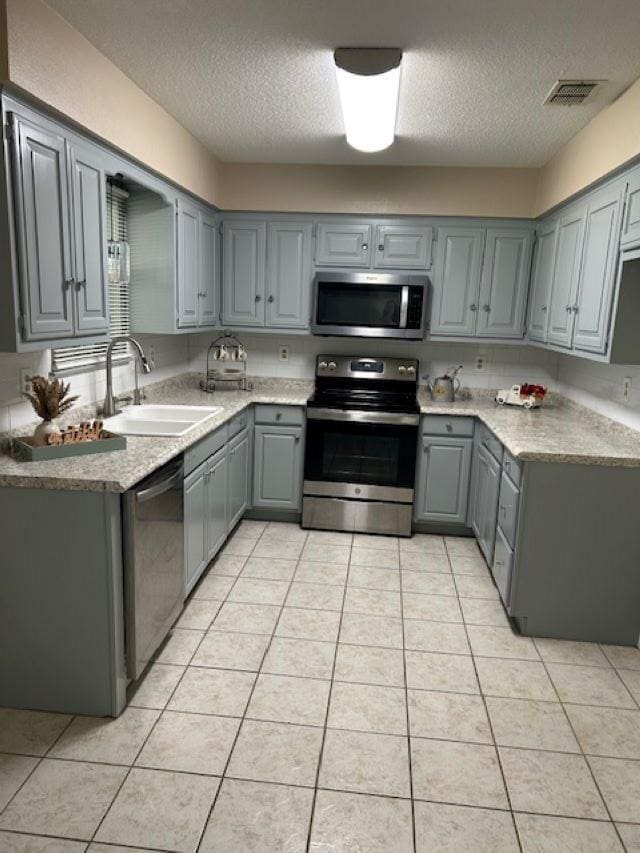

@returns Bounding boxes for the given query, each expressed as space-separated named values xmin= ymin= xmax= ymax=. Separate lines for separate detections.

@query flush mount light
xmin=334 ymin=47 xmax=402 ymax=153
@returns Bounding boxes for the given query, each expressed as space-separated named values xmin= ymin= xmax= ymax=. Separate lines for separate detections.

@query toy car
xmin=495 ymin=383 xmax=547 ymax=409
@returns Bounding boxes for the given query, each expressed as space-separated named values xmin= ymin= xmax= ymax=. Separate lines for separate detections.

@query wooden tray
xmin=11 ymin=431 xmax=127 ymax=462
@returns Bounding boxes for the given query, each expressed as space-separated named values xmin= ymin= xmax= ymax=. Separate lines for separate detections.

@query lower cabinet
xmin=470 ymin=443 xmax=501 ymax=563
xmin=227 ymin=429 xmax=249 ymax=529
xmin=205 ymin=448 xmax=228 ymax=564
xmin=184 ymin=459 xmax=208 ymax=595
xmin=414 ymin=434 xmax=473 ymax=525
xmin=253 ymin=424 xmax=303 ymax=511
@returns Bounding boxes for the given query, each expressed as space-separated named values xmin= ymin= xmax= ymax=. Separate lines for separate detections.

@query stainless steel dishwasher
xmin=123 ymin=457 xmax=185 ymax=680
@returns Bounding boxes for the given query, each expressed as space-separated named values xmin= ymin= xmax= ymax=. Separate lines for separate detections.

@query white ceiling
xmin=46 ymin=0 xmax=640 ymax=167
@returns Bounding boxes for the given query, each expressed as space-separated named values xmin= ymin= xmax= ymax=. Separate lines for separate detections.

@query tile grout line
xmin=446 ymin=537 xmax=524 ymax=853
xmin=304 ymin=536 xmax=353 ymax=853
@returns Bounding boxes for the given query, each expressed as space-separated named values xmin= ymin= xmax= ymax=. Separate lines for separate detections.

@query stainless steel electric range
xmin=302 ymin=355 xmax=420 ymax=537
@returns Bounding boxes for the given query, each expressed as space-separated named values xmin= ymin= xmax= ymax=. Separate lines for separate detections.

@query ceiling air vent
xmin=544 ymin=80 xmax=602 ymax=106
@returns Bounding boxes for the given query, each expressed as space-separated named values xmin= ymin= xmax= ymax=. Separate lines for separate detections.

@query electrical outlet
xmin=19 ymin=368 xmax=31 ymax=395
xmin=474 ymin=356 xmax=486 ymax=373
xmin=623 ymin=376 xmax=632 ymax=402
xmin=279 ymin=346 xmax=289 ymax=362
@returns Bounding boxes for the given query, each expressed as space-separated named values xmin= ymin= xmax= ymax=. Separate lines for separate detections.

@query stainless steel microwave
xmin=311 ymin=272 xmax=428 ymax=339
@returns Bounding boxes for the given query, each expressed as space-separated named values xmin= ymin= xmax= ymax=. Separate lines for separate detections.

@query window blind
xmin=51 ymin=182 xmax=132 ymax=375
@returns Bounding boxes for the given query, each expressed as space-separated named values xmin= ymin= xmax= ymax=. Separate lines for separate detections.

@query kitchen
xmin=2 ymin=0 xmax=640 ymax=850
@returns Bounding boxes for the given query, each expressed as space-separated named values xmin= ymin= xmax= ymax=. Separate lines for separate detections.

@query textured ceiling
xmin=46 ymin=0 xmax=640 ymax=167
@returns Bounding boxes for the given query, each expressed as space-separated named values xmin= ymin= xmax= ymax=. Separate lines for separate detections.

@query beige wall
xmin=536 ymin=78 xmax=640 ymax=216
xmin=218 ymin=163 xmax=539 ymax=218
xmin=3 ymin=0 xmax=221 ymax=205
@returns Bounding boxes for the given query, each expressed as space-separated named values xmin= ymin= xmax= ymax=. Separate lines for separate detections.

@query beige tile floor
xmin=1 ymin=521 xmax=640 ymax=851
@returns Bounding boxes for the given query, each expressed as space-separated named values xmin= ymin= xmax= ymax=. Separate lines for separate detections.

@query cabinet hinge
xmin=17 ymin=314 xmax=25 ymax=335
xmin=218 ymin=223 xmax=223 ymax=235
xmin=4 ymin=121 xmax=13 ymax=143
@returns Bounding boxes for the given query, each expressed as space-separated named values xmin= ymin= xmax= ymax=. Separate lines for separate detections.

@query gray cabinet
xmin=176 ymin=198 xmax=200 ymax=328
xmin=315 ymin=222 xmax=372 ymax=267
xmin=415 ymin=434 xmax=472 ymax=525
xmin=470 ymin=443 xmax=501 ymax=564
xmin=547 ymin=205 xmax=586 ymax=348
xmin=527 ymin=218 xmax=557 ymax=342
xmin=477 ymin=228 xmax=532 ymax=338
xmin=374 ymin=224 xmax=433 ymax=270
xmin=572 ymin=184 xmax=623 ymax=354
xmin=199 ymin=210 xmax=218 ymax=327
xmin=69 ymin=143 xmax=110 ymax=335
xmin=492 ymin=525 xmax=514 ymax=607
xmin=184 ymin=461 xmax=207 ymax=594
xmin=227 ymin=429 xmax=249 ymax=530
xmin=430 ymin=227 xmax=484 ymax=336
xmin=266 ymin=221 xmax=312 ymax=328
xmin=620 ymin=167 xmax=640 ymax=248
xmin=222 ymin=220 xmax=266 ymax=326
xmin=253 ymin=424 xmax=303 ymax=510
xmin=12 ymin=114 xmax=74 ymax=341
xmin=205 ymin=448 xmax=228 ymax=564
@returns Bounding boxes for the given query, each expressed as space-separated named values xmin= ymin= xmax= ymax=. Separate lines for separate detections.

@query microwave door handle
xmin=399 ymin=286 xmax=409 ymax=328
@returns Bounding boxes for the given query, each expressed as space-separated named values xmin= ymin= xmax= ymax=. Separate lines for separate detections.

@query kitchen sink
xmin=103 ymin=404 xmax=223 ymax=437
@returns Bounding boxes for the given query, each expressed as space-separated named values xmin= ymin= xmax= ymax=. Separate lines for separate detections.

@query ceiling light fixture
xmin=334 ymin=48 xmax=402 ymax=153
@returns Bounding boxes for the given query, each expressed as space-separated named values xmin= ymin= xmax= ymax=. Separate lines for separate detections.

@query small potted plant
xmin=22 ymin=375 xmax=79 ymax=445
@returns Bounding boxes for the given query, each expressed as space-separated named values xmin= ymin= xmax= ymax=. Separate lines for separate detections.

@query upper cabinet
xmin=620 ymin=166 xmax=640 ymax=248
xmin=430 ymin=226 xmax=531 ymax=339
xmin=315 ymin=222 xmax=372 ymax=267
xmin=10 ymin=113 xmax=110 ymax=345
xmin=526 ymin=218 xmax=557 ymax=343
xmin=176 ymin=198 xmax=218 ymax=330
xmin=476 ymin=229 xmax=532 ymax=338
xmin=221 ymin=218 xmax=312 ymax=329
xmin=547 ymin=205 xmax=586 ymax=348
xmin=373 ymin=224 xmax=433 ymax=270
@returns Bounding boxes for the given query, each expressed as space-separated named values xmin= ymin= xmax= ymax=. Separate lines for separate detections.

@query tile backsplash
xmin=556 ymin=353 xmax=640 ymax=431
xmin=0 ymin=334 xmax=189 ymax=431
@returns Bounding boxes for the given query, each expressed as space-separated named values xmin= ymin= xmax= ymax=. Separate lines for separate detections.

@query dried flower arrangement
xmin=22 ymin=375 xmax=79 ymax=421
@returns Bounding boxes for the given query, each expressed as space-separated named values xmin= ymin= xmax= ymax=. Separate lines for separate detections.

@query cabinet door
xmin=527 ymin=219 xmax=557 ymax=342
xmin=477 ymin=229 xmax=532 ymax=338
xmin=374 ymin=225 xmax=433 ymax=270
xmin=547 ymin=206 xmax=586 ymax=347
xmin=620 ymin=167 xmax=640 ymax=248
xmin=415 ymin=435 xmax=472 ymax=525
xmin=228 ymin=431 xmax=249 ymax=530
xmin=430 ymin=227 xmax=484 ymax=336
xmin=12 ymin=115 xmax=74 ymax=340
xmin=477 ymin=446 xmax=501 ymax=564
xmin=205 ymin=450 xmax=228 ymax=563
xmin=199 ymin=211 xmax=218 ymax=327
xmin=266 ymin=221 xmax=312 ymax=328
xmin=69 ymin=144 xmax=110 ymax=335
xmin=572 ymin=184 xmax=624 ymax=354
xmin=253 ymin=425 xmax=303 ymax=510
xmin=222 ymin=221 xmax=266 ymax=326
xmin=315 ymin=222 xmax=372 ymax=267
xmin=184 ymin=463 xmax=207 ymax=594
xmin=177 ymin=199 xmax=200 ymax=328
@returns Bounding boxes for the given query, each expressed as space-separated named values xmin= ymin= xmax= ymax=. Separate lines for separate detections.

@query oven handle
xmin=306 ymin=408 xmax=419 ymax=426
xmin=399 ymin=285 xmax=409 ymax=328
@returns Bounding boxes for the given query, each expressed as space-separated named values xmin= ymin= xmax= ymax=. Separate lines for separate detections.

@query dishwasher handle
xmin=135 ymin=462 xmax=183 ymax=503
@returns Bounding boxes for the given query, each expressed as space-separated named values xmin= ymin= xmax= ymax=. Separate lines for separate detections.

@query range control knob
xmin=328 ymin=361 xmax=337 ymax=371
xmin=318 ymin=361 xmax=328 ymax=370
xmin=398 ymin=365 xmax=407 ymax=374
xmin=406 ymin=366 xmax=416 ymax=375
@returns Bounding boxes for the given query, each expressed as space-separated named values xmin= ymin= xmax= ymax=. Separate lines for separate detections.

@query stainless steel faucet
xmin=103 ymin=336 xmax=152 ymax=417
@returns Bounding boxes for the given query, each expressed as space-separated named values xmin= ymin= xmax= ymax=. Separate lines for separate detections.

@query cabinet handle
xmin=495 ymin=560 xmax=504 ymax=568
xmin=295 ymin=435 xmax=301 ymax=442
xmin=566 ymin=305 xmax=572 ymax=312
xmin=362 ymin=243 xmax=368 ymax=251
xmin=445 ymin=423 xmax=452 ymax=432
xmin=378 ymin=244 xmax=384 ymax=251
xmin=76 ymin=279 xmax=86 ymax=288
xmin=255 ymin=294 xmax=262 ymax=302
xmin=267 ymin=295 xmax=275 ymax=303
xmin=541 ymin=305 xmax=547 ymax=311
xmin=573 ymin=304 xmax=579 ymax=314
xmin=276 ymin=412 xmax=282 ymax=420
xmin=470 ymin=303 xmax=478 ymax=312
xmin=483 ymin=304 xmax=490 ymax=312
xmin=64 ymin=278 xmax=75 ymax=289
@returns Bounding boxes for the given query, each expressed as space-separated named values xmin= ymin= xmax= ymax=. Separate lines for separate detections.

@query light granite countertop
xmin=1 ymin=374 xmax=640 ymax=492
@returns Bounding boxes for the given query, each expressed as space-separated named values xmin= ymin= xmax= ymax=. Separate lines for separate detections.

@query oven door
xmin=304 ymin=410 xmax=418 ymax=502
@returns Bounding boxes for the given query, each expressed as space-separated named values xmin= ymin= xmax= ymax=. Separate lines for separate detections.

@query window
xmin=51 ymin=181 xmax=131 ymax=374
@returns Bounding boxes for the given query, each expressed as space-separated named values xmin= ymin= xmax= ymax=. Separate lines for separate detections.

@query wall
xmin=536 ymin=78 xmax=640 ymax=216
xmin=0 ymin=335 xmax=189 ymax=431
xmin=188 ymin=333 xmax=559 ymax=395
xmin=218 ymin=163 xmax=539 ymax=218
xmin=555 ymin=355 xmax=640 ymax=432
xmin=2 ymin=0 xmax=221 ymax=205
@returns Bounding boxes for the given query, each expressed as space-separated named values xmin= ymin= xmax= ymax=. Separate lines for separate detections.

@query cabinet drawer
xmin=184 ymin=424 xmax=228 ymax=475
xmin=492 ymin=525 xmax=514 ymax=607
xmin=498 ymin=469 xmax=520 ymax=549
xmin=501 ymin=448 xmax=521 ymax=488
xmin=478 ymin=424 xmax=503 ymax=464
xmin=421 ymin=415 xmax=474 ymax=437
xmin=228 ymin=409 xmax=250 ymax=439
xmin=254 ymin=404 xmax=304 ymax=426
